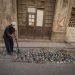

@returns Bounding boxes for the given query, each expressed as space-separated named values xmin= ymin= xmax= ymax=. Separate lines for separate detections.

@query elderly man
xmin=3 ymin=22 xmax=17 ymax=55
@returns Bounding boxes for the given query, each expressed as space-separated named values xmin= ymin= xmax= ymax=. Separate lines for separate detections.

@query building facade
xmin=0 ymin=0 xmax=75 ymax=42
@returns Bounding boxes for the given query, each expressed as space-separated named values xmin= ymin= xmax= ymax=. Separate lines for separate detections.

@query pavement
xmin=0 ymin=42 xmax=75 ymax=75
xmin=0 ymin=60 xmax=75 ymax=75
xmin=0 ymin=42 xmax=74 ymax=48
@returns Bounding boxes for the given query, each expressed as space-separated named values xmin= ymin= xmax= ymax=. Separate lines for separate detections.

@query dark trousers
xmin=4 ymin=37 xmax=14 ymax=54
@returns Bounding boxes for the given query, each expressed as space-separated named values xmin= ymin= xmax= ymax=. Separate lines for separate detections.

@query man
xmin=3 ymin=22 xmax=17 ymax=55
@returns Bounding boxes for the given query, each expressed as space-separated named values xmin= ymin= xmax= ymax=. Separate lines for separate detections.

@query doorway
xmin=17 ymin=0 xmax=56 ymax=40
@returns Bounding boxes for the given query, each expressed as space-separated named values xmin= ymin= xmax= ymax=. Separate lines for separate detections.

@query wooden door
xmin=26 ymin=7 xmax=36 ymax=39
xmin=17 ymin=0 xmax=56 ymax=40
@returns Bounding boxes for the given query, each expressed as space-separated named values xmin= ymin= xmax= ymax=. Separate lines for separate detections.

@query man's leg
xmin=9 ymin=38 xmax=14 ymax=53
xmin=4 ymin=38 xmax=11 ymax=54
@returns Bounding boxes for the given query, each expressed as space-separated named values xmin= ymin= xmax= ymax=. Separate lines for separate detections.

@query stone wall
xmin=0 ymin=0 xmax=73 ymax=42
xmin=0 ymin=0 xmax=17 ymax=42
xmin=52 ymin=0 xmax=72 ymax=42
xmin=65 ymin=0 xmax=75 ymax=42
xmin=0 ymin=0 xmax=4 ymax=41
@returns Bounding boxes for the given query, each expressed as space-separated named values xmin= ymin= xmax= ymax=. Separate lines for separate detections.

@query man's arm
xmin=13 ymin=32 xmax=17 ymax=40
xmin=6 ymin=28 xmax=12 ymax=37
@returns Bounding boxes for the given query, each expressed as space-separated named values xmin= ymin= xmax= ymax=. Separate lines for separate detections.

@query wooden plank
xmin=17 ymin=0 xmax=56 ymax=39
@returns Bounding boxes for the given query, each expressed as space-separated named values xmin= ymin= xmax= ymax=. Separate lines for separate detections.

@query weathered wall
xmin=0 ymin=0 xmax=3 ymax=41
xmin=2 ymin=0 xmax=17 ymax=26
xmin=0 ymin=0 xmax=17 ymax=42
xmin=52 ymin=0 xmax=72 ymax=42
xmin=66 ymin=0 xmax=75 ymax=42
xmin=0 ymin=0 xmax=73 ymax=42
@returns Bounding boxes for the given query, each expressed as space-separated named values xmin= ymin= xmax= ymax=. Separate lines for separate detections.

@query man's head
xmin=11 ymin=22 xmax=17 ymax=29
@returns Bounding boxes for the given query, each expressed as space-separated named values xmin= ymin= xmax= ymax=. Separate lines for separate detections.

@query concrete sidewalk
xmin=0 ymin=60 xmax=75 ymax=75
xmin=0 ymin=42 xmax=74 ymax=48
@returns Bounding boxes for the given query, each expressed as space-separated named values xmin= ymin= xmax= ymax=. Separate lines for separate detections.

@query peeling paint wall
xmin=2 ymin=0 xmax=17 ymax=26
xmin=66 ymin=0 xmax=75 ymax=42
xmin=0 ymin=0 xmax=3 ymax=41
xmin=52 ymin=0 xmax=72 ymax=42
xmin=0 ymin=0 xmax=17 ymax=42
xmin=0 ymin=0 xmax=74 ymax=42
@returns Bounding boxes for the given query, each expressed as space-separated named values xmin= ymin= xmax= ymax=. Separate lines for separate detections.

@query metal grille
xmin=17 ymin=0 xmax=27 ymax=38
xmin=69 ymin=7 xmax=75 ymax=27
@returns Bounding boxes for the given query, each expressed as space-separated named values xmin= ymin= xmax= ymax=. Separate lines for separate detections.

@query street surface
xmin=0 ymin=59 xmax=75 ymax=75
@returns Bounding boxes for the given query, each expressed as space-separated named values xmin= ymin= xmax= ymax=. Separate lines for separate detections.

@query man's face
xmin=12 ymin=25 xmax=17 ymax=30
xmin=11 ymin=22 xmax=17 ymax=29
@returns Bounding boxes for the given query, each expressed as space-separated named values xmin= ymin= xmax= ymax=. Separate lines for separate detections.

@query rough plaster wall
xmin=0 ymin=0 xmax=73 ymax=42
xmin=0 ymin=0 xmax=17 ymax=41
xmin=0 ymin=0 xmax=4 ymax=41
xmin=73 ymin=0 xmax=75 ymax=7
xmin=52 ymin=0 xmax=72 ymax=42
xmin=66 ymin=0 xmax=75 ymax=42
xmin=2 ymin=0 xmax=17 ymax=26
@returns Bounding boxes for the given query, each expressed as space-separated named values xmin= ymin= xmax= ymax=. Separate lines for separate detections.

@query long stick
xmin=14 ymin=33 xmax=20 ymax=54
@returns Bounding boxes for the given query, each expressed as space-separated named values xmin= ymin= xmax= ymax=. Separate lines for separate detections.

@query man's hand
xmin=13 ymin=33 xmax=17 ymax=41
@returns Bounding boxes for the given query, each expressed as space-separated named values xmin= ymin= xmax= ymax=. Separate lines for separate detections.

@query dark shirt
xmin=3 ymin=25 xmax=15 ymax=39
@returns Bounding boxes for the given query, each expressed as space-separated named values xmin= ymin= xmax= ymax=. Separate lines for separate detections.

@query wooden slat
xmin=69 ymin=7 xmax=75 ymax=27
xmin=17 ymin=0 xmax=56 ymax=39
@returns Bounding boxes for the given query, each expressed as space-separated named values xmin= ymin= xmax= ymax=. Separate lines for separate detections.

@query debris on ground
xmin=0 ymin=47 xmax=75 ymax=64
